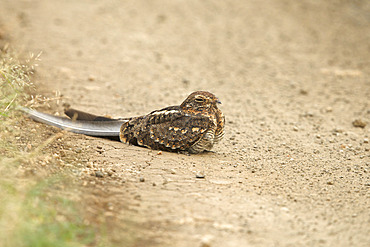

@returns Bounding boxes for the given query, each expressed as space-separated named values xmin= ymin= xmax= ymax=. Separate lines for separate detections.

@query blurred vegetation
xmin=0 ymin=47 xmax=110 ymax=247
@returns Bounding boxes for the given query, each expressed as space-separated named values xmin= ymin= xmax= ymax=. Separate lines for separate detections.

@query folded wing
xmin=120 ymin=107 xmax=210 ymax=151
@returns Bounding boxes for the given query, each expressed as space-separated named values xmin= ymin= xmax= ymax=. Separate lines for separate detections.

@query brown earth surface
xmin=1 ymin=0 xmax=369 ymax=246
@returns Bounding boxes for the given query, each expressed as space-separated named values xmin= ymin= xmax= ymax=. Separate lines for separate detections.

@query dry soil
xmin=1 ymin=0 xmax=369 ymax=246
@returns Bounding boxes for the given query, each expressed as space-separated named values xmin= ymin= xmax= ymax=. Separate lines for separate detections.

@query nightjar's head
xmin=180 ymin=91 xmax=221 ymax=113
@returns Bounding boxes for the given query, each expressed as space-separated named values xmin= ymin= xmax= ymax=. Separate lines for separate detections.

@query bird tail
xmin=21 ymin=107 xmax=127 ymax=137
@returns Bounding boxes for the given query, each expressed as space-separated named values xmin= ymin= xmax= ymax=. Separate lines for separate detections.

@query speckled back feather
xmin=120 ymin=91 xmax=225 ymax=153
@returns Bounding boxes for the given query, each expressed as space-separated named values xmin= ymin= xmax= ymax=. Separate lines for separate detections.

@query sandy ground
xmin=1 ymin=0 xmax=369 ymax=246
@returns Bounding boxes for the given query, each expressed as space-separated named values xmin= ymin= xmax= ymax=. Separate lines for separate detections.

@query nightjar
xmin=23 ymin=91 xmax=225 ymax=154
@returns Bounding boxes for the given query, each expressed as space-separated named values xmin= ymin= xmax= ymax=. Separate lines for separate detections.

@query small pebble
xmin=325 ymin=107 xmax=333 ymax=112
xmin=332 ymin=128 xmax=344 ymax=134
xmin=182 ymin=78 xmax=189 ymax=85
xmin=293 ymin=126 xmax=299 ymax=131
xmin=139 ymin=177 xmax=145 ymax=182
xmin=327 ymin=181 xmax=334 ymax=185
xmin=196 ymin=173 xmax=205 ymax=179
xmin=352 ymin=119 xmax=366 ymax=128
xmin=88 ymin=75 xmax=96 ymax=81
xmin=364 ymin=138 xmax=369 ymax=143
xmin=157 ymin=151 xmax=162 ymax=155
xmin=299 ymin=89 xmax=308 ymax=95
xmin=200 ymin=234 xmax=214 ymax=247
xmin=281 ymin=207 xmax=290 ymax=212
xmin=95 ymin=171 xmax=104 ymax=178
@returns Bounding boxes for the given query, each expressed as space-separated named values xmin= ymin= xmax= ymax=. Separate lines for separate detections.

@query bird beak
xmin=216 ymin=99 xmax=222 ymax=104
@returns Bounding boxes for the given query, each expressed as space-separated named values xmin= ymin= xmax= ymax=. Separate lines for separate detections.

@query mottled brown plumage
xmin=119 ymin=91 xmax=225 ymax=153
xmin=23 ymin=91 xmax=225 ymax=154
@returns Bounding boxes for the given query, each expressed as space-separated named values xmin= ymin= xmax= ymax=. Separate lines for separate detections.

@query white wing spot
xmin=152 ymin=110 xmax=180 ymax=116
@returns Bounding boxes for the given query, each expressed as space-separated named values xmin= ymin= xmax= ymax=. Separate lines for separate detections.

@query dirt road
xmin=1 ymin=0 xmax=369 ymax=246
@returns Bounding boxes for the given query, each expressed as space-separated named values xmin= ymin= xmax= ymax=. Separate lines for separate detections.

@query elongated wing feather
xmin=64 ymin=108 xmax=116 ymax=121
xmin=21 ymin=107 xmax=125 ymax=137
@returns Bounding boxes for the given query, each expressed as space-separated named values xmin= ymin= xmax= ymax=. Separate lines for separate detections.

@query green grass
xmin=0 ymin=47 xmax=109 ymax=247
xmin=0 ymin=175 xmax=96 ymax=247
xmin=0 ymin=47 xmax=35 ymax=116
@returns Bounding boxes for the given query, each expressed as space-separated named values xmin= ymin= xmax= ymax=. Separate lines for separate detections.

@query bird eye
xmin=195 ymin=98 xmax=204 ymax=102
